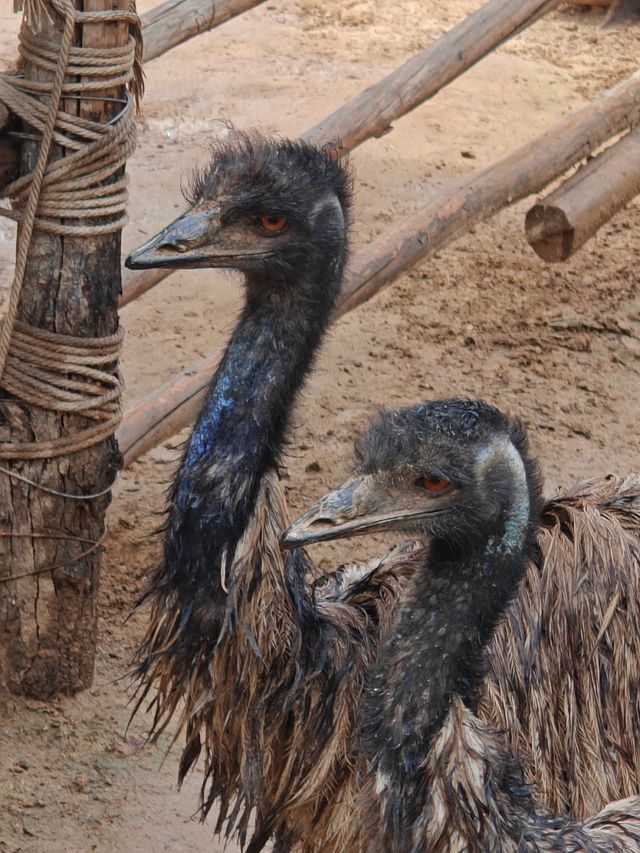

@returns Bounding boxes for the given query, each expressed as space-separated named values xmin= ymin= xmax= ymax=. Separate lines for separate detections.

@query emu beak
xmin=125 ymin=206 xmax=262 ymax=270
xmin=281 ymin=476 xmax=445 ymax=549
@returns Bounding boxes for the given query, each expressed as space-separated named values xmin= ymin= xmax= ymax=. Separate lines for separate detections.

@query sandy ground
xmin=0 ymin=1 xmax=639 ymax=850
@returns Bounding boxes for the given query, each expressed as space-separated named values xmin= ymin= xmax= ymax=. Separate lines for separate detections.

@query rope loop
xmin=0 ymin=0 xmax=143 ymax=459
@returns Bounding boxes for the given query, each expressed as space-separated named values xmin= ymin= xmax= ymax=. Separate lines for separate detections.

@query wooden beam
xmin=525 ymin=127 xmax=640 ymax=262
xmin=117 ymin=70 xmax=640 ymax=466
xmin=120 ymin=0 xmax=563 ymax=306
xmin=0 ymin=1 xmax=131 ymax=699
xmin=141 ymin=0 xmax=267 ymax=62
xmin=338 ymin=70 xmax=640 ymax=314
xmin=117 ymin=350 xmax=222 ymax=465
xmin=120 ymin=266 xmax=167 ymax=307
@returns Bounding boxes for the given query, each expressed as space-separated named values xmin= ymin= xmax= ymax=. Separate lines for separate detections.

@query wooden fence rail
xmin=141 ymin=0 xmax=266 ymax=62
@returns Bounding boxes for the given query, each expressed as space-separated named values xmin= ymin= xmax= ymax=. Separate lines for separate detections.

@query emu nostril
xmin=164 ymin=240 xmax=189 ymax=253
xmin=309 ymin=516 xmax=336 ymax=529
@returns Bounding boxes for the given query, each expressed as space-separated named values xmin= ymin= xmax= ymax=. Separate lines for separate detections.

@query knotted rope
xmin=0 ymin=0 xmax=143 ymax=460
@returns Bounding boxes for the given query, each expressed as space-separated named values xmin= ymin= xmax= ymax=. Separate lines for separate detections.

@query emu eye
xmin=416 ymin=475 xmax=450 ymax=494
xmin=258 ymin=214 xmax=288 ymax=233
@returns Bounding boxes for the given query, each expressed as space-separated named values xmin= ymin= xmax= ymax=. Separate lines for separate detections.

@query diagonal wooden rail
xmin=117 ymin=70 xmax=640 ymax=466
xmin=118 ymin=0 xmax=563 ymax=306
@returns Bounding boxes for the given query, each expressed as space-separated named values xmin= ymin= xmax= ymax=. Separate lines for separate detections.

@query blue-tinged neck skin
xmin=174 ymin=278 xmax=335 ymax=518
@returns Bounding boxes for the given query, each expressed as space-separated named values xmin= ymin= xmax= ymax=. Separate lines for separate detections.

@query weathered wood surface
xmin=117 ymin=69 xmax=640 ymax=466
xmin=120 ymin=265 xmax=166 ymax=306
xmin=0 ymin=138 xmax=19 ymax=192
xmin=141 ymin=0 xmax=266 ymax=62
xmin=338 ymin=70 xmax=640 ymax=313
xmin=0 ymin=1 xmax=128 ymax=698
xmin=120 ymin=0 xmax=563 ymax=305
xmin=0 ymin=103 xmax=19 ymax=192
xmin=525 ymin=126 xmax=640 ymax=262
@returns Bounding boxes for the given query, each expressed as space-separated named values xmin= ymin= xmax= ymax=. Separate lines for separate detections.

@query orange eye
xmin=259 ymin=214 xmax=288 ymax=233
xmin=416 ymin=475 xmax=450 ymax=493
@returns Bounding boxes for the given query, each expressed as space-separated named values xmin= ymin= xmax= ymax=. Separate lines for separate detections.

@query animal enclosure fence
xmin=0 ymin=0 xmax=638 ymax=697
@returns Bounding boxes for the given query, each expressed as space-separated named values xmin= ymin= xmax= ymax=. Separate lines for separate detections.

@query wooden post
xmin=116 ymin=69 xmax=640 ymax=465
xmin=525 ymin=127 xmax=640 ymax=262
xmin=1 ymin=0 xmax=262 ymax=199
xmin=0 ymin=1 xmax=131 ymax=698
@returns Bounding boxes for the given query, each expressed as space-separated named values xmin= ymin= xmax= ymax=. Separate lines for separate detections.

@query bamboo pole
xmin=525 ymin=127 xmax=640 ymax=262
xmin=119 ymin=0 xmax=562 ymax=306
xmin=0 ymin=1 xmax=131 ymax=698
xmin=141 ymin=0 xmax=266 ymax=63
xmin=117 ymin=70 xmax=640 ymax=466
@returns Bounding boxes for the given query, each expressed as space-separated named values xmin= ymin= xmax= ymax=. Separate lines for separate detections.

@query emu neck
xmin=362 ymin=514 xmax=532 ymax=836
xmin=160 ymin=266 xmax=339 ymax=656
xmin=176 ymin=277 xmax=335 ymax=519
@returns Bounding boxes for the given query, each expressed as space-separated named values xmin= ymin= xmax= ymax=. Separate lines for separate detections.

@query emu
xmin=283 ymin=399 xmax=640 ymax=852
xmin=126 ymin=131 xmax=640 ymax=851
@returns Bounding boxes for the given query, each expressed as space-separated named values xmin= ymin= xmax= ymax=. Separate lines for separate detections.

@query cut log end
xmin=525 ymin=204 xmax=575 ymax=262
xmin=525 ymin=126 xmax=640 ymax=264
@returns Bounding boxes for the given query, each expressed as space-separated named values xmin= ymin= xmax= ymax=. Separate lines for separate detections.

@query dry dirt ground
xmin=1 ymin=1 xmax=639 ymax=851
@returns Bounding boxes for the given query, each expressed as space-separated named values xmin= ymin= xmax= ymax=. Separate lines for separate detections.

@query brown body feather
xmin=136 ymin=472 xmax=640 ymax=850
xmin=481 ymin=475 xmax=640 ymax=818
xmin=285 ymin=405 xmax=640 ymax=853
xmin=135 ymin=471 xmax=415 ymax=848
xmin=352 ymin=699 xmax=640 ymax=852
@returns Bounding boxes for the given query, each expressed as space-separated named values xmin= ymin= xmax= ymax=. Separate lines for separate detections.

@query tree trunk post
xmin=0 ymin=0 xmax=138 ymax=698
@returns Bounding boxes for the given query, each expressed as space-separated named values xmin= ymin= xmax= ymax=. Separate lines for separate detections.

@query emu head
xmin=126 ymin=130 xmax=352 ymax=287
xmin=283 ymin=399 xmax=542 ymax=554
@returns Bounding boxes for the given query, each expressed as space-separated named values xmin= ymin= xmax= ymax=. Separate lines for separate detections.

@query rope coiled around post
xmin=0 ymin=0 xmax=143 ymax=460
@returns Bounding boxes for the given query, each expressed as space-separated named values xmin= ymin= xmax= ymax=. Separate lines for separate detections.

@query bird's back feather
xmin=482 ymin=475 xmax=640 ymax=818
